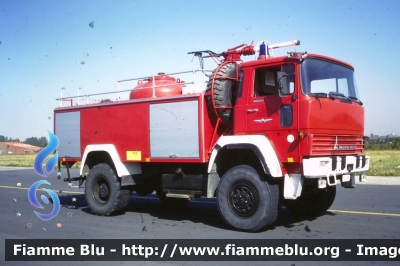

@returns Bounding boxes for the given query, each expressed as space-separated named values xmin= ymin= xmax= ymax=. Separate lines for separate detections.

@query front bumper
xmin=303 ymin=155 xmax=370 ymax=179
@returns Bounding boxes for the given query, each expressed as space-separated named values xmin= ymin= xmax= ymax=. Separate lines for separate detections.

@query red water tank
xmin=129 ymin=72 xmax=184 ymax=99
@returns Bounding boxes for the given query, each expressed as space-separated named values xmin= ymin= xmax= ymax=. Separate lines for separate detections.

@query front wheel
xmin=284 ymin=182 xmax=336 ymax=216
xmin=85 ymin=163 xmax=131 ymax=216
xmin=217 ymin=165 xmax=279 ymax=232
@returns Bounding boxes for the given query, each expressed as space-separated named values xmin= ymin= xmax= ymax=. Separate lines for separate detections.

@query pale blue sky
xmin=1 ymin=0 xmax=399 ymax=140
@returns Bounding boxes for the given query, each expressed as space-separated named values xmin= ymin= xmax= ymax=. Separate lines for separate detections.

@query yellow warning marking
xmin=0 ymin=186 xmax=28 ymax=191
xmin=287 ymin=158 xmax=294 ymax=163
xmin=0 ymin=186 xmax=84 ymax=194
xmin=127 ymin=151 xmax=141 ymax=161
xmin=329 ymin=209 xmax=400 ymax=217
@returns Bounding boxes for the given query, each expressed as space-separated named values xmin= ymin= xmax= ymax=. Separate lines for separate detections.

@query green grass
xmin=0 ymin=154 xmax=80 ymax=168
xmin=1 ymin=150 xmax=399 ymax=176
xmin=364 ymin=150 xmax=400 ymax=176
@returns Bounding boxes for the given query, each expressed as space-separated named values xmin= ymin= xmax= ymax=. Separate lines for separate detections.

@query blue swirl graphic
xmin=34 ymin=130 xmax=59 ymax=177
xmin=28 ymin=180 xmax=60 ymax=221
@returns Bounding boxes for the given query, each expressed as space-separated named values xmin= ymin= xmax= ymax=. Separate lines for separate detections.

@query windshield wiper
xmin=348 ymin=96 xmax=363 ymax=105
xmin=329 ymin=92 xmax=352 ymax=103
xmin=314 ymin=92 xmax=328 ymax=99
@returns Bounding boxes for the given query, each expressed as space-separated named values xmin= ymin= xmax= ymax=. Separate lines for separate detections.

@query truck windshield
xmin=301 ymin=58 xmax=360 ymax=100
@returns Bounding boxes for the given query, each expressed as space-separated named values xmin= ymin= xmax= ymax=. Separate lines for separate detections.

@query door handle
xmin=246 ymin=109 xmax=258 ymax=114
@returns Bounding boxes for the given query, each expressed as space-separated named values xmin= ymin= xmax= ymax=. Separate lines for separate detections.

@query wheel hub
xmin=98 ymin=183 xmax=109 ymax=198
xmin=229 ymin=183 xmax=258 ymax=218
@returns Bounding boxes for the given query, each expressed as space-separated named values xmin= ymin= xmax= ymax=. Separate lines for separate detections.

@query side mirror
xmin=278 ymin=72 xmax=295 ymax=94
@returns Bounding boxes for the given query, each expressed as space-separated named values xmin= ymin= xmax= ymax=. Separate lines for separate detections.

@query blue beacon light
xmin=258 ymin=43 xmax=268 ymax=59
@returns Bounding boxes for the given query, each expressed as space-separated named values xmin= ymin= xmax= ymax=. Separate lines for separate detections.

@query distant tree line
xmin=0 ymin=136 xmax=20 ymax=143
xmin=0 ymin=135 xmax=48 ymax=148
xmin=366 ymin=137 xmax=400 ymax=150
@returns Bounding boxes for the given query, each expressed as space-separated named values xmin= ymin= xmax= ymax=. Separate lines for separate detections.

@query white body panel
xmin=80 ymin=144 xmax=142 ymax=177
xmin=208 ymin=135 xmax=282 ymax=177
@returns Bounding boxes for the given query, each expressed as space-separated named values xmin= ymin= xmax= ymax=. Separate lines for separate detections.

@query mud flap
xmin=207 ymin=171 xmax=220 ymax=198
xmin=341 ymin=174 xmax=355 ymax=188
xmin=283 ymin=174 xmax=303 ymax=199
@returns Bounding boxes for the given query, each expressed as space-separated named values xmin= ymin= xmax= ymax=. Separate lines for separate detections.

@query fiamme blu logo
xmin=28 ymin=130 xmax=61 ymax=221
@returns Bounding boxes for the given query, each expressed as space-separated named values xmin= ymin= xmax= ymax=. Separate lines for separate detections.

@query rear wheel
xmin=284 ymin=181 xmax=336 ymax=216
xmin=217 ymin=165 xmax=279 ymax=232
xmin=85 ymin=163 xmax=131 ymax=215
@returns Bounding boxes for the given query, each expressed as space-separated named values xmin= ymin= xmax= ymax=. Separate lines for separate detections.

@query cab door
xmin=245 ymin=63 xmax=300 ymax=163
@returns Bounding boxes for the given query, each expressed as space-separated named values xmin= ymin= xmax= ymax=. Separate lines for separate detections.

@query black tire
xmin=217 ymin=165 xmax=279 ymax=232
xmin=85 ymin=163 xmax=131 ymax=215
xmin=284 ymin=183 xmax=336 ymax=216
xmin=156 ymin=188 xmax=189 ymax=206
xmin=206 ymin=63 xmax=237 ymax=126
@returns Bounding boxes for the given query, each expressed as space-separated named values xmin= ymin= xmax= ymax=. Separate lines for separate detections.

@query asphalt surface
xmin=1 ymin=167 xmax=400 ymax=266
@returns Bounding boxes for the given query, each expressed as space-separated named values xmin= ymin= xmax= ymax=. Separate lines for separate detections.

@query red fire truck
xmin=54 ymin=39 xmax=370 ymax=232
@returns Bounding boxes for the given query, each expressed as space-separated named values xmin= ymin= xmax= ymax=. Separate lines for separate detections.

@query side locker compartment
xmin=149 ymin=100 xmax=200 ymax=159
xmin=55 ymin=111 xmax=81 ymax=159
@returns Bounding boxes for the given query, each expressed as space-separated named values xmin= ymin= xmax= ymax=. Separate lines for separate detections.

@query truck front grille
xmin=310 ymin=134 xmax=365 ymax=155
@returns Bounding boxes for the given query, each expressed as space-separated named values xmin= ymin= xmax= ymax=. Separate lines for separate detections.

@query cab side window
xmin=254 ymin=64 xmax=295 ymax=97
xmin=254 ymin=66 xmax=280 ymax=97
